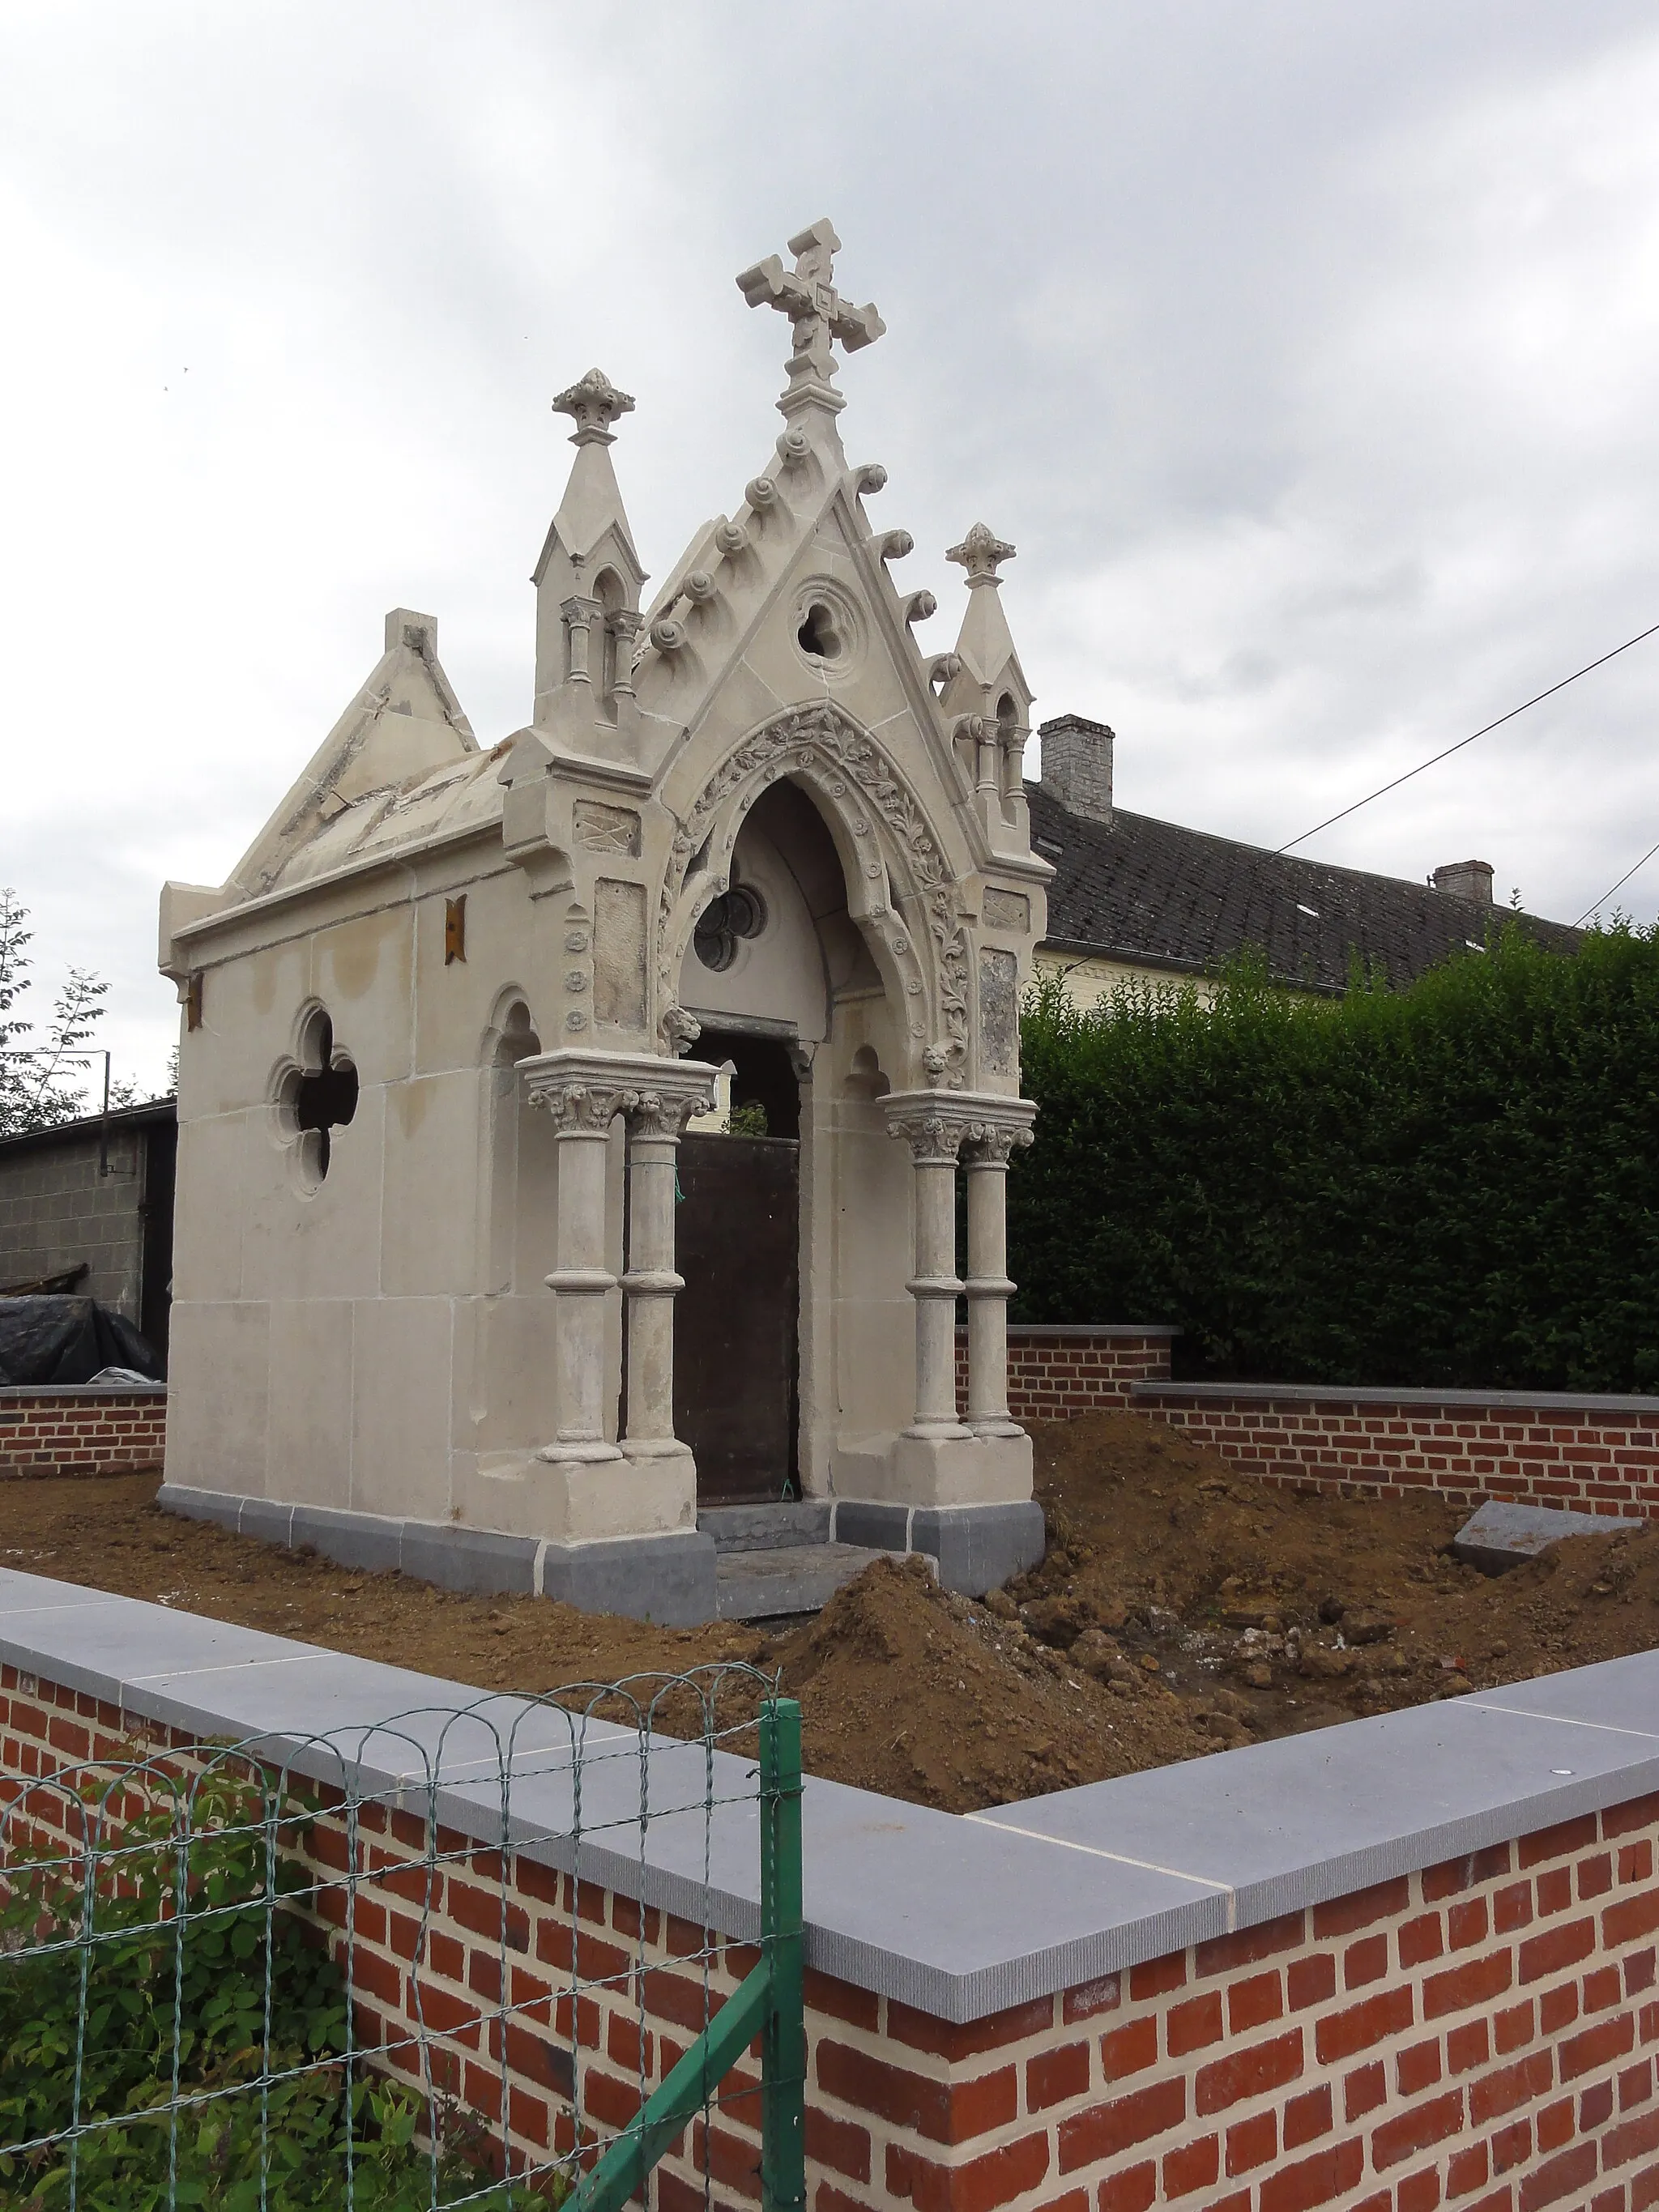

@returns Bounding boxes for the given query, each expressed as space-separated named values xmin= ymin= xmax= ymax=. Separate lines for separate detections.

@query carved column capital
xmin=523 ymin=1075 xmax=638 ymax=1135
xmin=521 ymin=1048 xmax=717 ymax=1137
xmin=627 ymin=1085 xmax=714 ymax=1143
xmin=962 ymin=1118 xmax=1035 ymax=1167
xmin=884 ymin=1107 xmax=965 ymax=1166
xmin=883 ymin=1089 xmax=1036 ymax=1165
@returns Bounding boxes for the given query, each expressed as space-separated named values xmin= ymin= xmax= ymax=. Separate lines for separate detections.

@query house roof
xmin=1028 ymin=785 xmax=1582 ymax=993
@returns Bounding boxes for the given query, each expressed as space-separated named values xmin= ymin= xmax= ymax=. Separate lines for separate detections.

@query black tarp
xmin=0 ymin=1297 xmax=162 ymax=1385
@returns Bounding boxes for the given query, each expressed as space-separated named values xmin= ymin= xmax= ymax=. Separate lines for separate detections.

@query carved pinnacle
xmin=552 ymin=367 xmax=636 ymax=445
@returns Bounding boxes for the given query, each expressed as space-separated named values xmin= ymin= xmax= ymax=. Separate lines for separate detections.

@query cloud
xmin=2 ymin=1 xmax=1657 ymax=1097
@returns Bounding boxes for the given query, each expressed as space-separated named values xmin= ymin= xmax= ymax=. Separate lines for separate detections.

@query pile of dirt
xmin=1013 ymin=1413 xmax=1659 ymax=1756
xmin=772 ymin=1554 xmax=1210 ymax=1809
xmin=0 ymin=1475 xmax=770 ymax=1691
xmin=6 ymin=1421 xmax=1659 ymax=1813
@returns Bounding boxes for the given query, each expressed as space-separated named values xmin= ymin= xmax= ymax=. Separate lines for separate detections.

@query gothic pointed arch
xmin=655 ymin=701 xmax=970 ymax=1086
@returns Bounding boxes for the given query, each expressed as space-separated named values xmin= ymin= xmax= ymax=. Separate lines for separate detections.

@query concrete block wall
xmin=1135 ymin=1384 xmax=1659 ymax=1520
xmin=7 ymin=1570 xmax=1659 ymax=2212
xmin=0 ymin=1127 xmax=147 ymax=1315
xmin=0 ymin=1386 xmax=168 ymax=1478
xmin=957 ymin=1326 xmax=1179 ymax=1422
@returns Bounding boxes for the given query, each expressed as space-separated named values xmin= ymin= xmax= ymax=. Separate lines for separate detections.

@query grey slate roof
xmin=1028 ymin=785 xmax=1583 ymax=993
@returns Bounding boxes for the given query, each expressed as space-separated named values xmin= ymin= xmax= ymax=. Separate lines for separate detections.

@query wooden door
xmin=672 ymin=1132 xmax=800 ymax=1502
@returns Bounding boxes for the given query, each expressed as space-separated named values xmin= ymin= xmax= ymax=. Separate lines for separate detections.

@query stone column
xmin=1000 ymin=723 xmax=1029 ymax=809
xmin=620 ymin=1076 xmax=714 ymax=1464
xmin=607 ymin=607 xmax=641 ymax=704
xmin=886 ymin=1106 xmax=971 ymax=1440
xmin=962 ymin=1119 xmax=1034 ymax=1436
xmin=521 ymin=1048 xmax=718 ymax=1486
xmin=523 ymin=1069 xmax=633 ymax=1467
xmin=561 ymin=595 xmax=600 ymax=690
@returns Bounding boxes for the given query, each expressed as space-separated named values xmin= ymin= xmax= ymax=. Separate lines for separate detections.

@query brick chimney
xmin=1431 ymin=859 xmax=1495 ymax=907
xmin=1038 ymin=714 xmax=1114 ymax=825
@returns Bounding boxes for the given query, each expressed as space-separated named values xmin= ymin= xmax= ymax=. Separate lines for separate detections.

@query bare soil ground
xmin=6 ymin=1413 xmax=1658 ymax=1813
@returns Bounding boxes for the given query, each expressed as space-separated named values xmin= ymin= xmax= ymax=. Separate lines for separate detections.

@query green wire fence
xmin=0 ymin=1667 xmax=806 ymax=2211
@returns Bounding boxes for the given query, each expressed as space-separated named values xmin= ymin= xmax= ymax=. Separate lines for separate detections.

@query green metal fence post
xmin=760 ymin=1696 xmax=805 ymax=2212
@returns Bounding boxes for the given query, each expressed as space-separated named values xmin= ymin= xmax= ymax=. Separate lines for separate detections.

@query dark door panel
xmin=673 ymin=1133 xmax=799 ymax=1502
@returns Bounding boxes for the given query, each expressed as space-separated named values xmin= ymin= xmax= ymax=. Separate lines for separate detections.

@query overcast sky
xmin=5 ymin=2 xmax=1659 ymax=1101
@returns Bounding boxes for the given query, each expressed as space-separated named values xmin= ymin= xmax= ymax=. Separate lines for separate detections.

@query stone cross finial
xmin=736 ymin=219 xmax=885 ymax=390
xmin=946 ymin=523 xmax=1016 ymax=585
xmin=552 ymin=367 xmax=635 ymax=446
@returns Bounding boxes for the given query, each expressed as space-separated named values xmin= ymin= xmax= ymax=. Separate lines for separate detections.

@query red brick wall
xmin=8 ymin=1658 xmax=1658 ymax=2210
xmin=1137 ymin=1387 xmax=1659 ymax=1520
xmin=0 ymin=1389 xmax=168 ymax=1479
xmin=960 ymin=1328 xmax=1177 ymax=1424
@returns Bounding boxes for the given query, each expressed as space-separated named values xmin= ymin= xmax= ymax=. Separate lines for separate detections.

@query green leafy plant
xmin=1010 ymin=920 xmax=1659 ymax=1393
xmin=0 ymin=1759 xmax=548 ymax=2209
xmin=0 ymin=886 xmax=122 ymax=1136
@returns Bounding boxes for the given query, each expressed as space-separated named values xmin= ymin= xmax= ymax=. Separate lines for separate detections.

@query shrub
xmin=1010 ymin=922 xmax=1659 ymax=1392
xmin=0 ymin=1760 xmax=542 ymax=2209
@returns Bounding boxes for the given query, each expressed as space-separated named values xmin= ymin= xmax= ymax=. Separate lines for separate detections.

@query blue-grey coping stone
xmin=0 ymin=1383 xmax=168 ymax=1398
xmin=1001 ymin=1323 xmax=1181 ymax=1339
xmin=1452 ymin=1498 xmax=1647 ymax=1575
xmin=537 ymin=1529 xmax=716 ymax=1626
xmin=1132 ymin=1379 xmax=1659 ymax=1417
xmin=156 ymin=1485 xmax=716 ymax=1626
xmin=911 ymin=1502 xmax=1045 ymax=1595
xmin=829 ymin=1500 xmax=1043 ymax=1594
xmin=3 ymin=1564 xmax=1658 ymax=2024
xmin=831 ymin=1500 xmax=908 ymax=1553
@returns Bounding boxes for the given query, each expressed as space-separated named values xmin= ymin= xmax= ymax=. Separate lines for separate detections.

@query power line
xmin=1277 ymin=619 xmax=1659 ymax=855
xmin=1574 ymin=834 xmax=1659 ymax=927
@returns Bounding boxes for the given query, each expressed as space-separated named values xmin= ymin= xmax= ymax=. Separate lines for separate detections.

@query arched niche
xmin=676 ymin=778 xmax=881 ymax=1045
xmin=479 ymin=992 xmax=549 ymax=1296
xmin=659 ymin=702 xmax=970 ymax=1087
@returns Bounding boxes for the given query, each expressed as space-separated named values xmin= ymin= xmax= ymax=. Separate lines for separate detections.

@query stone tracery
xmin=656 ymin=699 xmax=972 ymax=1079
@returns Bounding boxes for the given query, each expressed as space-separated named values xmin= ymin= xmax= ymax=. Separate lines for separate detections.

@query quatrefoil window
xmin=693 ymin=885 xmax=767 ymax=974
xmin=276 ymin=1009 xmax=358 ymax=1190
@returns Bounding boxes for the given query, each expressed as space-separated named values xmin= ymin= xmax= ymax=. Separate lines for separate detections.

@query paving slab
xmin=714 ymin=1541 xmax=885 ymax=1618
xmin=1452 ymin=1497 xmax=1646 ymax=1575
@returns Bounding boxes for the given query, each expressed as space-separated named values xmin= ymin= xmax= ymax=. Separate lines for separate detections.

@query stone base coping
xmin=4 ymin=1561 xmax=1657 ymax=2027
xmin=1002 ymin=1324 xmax=1182 ymax=1340
xmin=156 ymin=1485 xmax=719 ymax=1626
xmin=156 ymin=1485 xmax=1045 ymax=1615
xmin=1136 ymin=1380 xmax=1659 ymax=1417
xmin=831 ymin=1498 xmax=1045 ymax=1593
xmin=0 ymin=1382 xmax=168 ymax=1397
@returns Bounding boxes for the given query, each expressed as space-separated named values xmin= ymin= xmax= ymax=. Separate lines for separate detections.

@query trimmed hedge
xmin=1009 ymin=924 xmax=1659 ymax=1393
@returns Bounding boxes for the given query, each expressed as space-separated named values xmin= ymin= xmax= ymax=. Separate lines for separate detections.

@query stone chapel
xmin=156 ymin=223 xmax=1051 ymax=1622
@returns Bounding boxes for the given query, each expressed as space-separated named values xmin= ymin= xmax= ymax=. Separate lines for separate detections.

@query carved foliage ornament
xmin=962 ymin=1120 xmax=1034 ymax=1166
xmin=885 ymin=1110 xmax=1034 ymax=1166
xmin=523 ymin=1077 xmax=710 ymax=1139
xmin=657 ymin=701 xmax=970 ymax=1063
xmin=629 ymin=1089 xmax=709 ymax=1142
xmin=523 ymin=1079 xmax=639 ymax=1135
xmin=885 ymin=1110 xmax=966 ymax=1166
